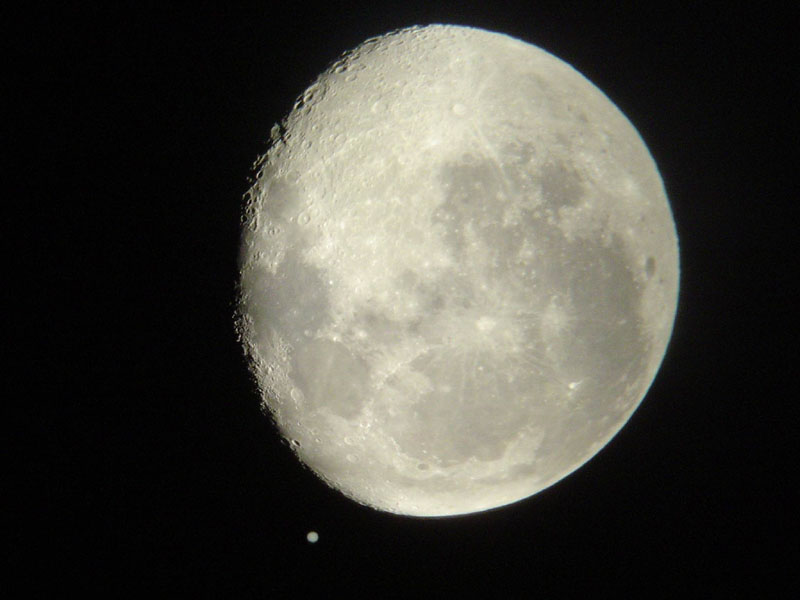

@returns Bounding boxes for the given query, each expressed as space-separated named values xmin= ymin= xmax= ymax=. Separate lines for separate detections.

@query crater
xmin=645 ymin=256 xmax=656 ymax=278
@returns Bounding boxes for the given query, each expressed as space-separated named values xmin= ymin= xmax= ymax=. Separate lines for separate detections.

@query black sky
xmin=11 ymin=2 xmax=795 ymax=596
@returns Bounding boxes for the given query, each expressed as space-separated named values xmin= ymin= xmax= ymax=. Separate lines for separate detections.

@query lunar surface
xmin=237 ymin=25 xmax=679 ymax=516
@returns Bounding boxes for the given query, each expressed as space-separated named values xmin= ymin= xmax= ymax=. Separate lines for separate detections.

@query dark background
xmin=11 ymin=1 xmax=795 ymax=596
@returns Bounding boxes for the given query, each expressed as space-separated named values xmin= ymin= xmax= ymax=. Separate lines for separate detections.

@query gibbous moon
xmin=237 ymin=25 xmax=679 ymax=517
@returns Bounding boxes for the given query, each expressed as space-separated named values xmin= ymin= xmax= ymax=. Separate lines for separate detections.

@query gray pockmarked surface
xmin=238 ymin=25 xmax=679 ymax=516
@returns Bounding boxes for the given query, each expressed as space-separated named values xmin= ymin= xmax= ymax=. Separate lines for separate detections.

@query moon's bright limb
xmin=237 ymin=25 xmax=679 ymax=517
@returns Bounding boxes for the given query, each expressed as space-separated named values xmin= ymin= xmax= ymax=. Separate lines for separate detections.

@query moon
xmin=237 ymin=25 xmax=679 ymax=517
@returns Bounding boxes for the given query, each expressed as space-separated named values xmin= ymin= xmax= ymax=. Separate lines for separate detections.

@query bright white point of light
xmin=306 ymin=531 xmax=319 ymax=543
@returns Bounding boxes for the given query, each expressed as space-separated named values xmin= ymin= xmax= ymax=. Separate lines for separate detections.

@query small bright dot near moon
xmin=238 ymin=24 xmax=679 ymax=517
xmin=306 ymin=531 xmax=319 ymax=543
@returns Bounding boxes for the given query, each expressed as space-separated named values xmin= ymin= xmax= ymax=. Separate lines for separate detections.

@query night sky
xmin=12 ymin=2 xmax=794 ymax=595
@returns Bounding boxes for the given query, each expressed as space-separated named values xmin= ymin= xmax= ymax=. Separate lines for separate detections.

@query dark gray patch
xmin=645 ymin=256 xmax=656 ymax=278
xmin=487 ymin=200 xmax=651 ymax=410
xmin=414 ymin=153 xmax=651 ymax=471
xmin=433 ymin=156 xmax=524 ymax=279
xmin=246 ymin=242 xmax=331 ymax=349
xmin=292 ymin=338 xmax=369 ymax=419
xmin=538 ymin=160 xmax=585 ymax=209
xmin=505 ymin=140 xmax=538 ymax=167
xmin=396 ymin=269 xmax=446 ymax=313
xmin=434 ymin=159 xmax=506 ymax=238
xmin=383 ymin=352 xmax=533 ymax=466
xmin=541 ymin=232 xmax=650 ymax=406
